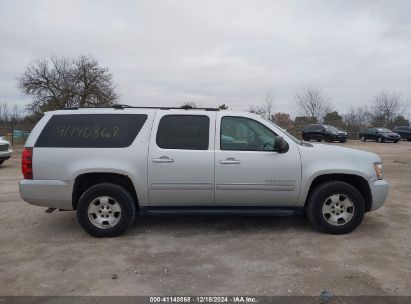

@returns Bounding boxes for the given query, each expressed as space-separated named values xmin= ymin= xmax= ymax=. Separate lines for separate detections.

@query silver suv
xmin=19 ymin=106 xmax=389 ymax=237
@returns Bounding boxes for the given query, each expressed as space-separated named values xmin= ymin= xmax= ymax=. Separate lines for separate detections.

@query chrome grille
xmin=0 ymin=144 xmax=9 ymax=152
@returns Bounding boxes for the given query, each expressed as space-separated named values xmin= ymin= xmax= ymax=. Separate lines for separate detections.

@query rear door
xmin=148 ymin=111 xmax=216 ymax=206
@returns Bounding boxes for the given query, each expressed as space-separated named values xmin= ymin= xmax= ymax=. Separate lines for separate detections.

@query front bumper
xmin=383 ymin=136 xmax=401 ymax=141
xmin=19 ymin=179 xmax=74 ymax=210
xmin=0 ymin=149 xmax=13 ymax=160
xmin=330 ymin=134 xmax=348 ymax=141
xmin=369 ymin=179 xmax=389 ymax=211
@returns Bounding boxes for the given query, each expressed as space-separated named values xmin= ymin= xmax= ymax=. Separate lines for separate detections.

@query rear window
xmin=35 ymin=114 xmax=147 ymax=148
xmin=156 ymin=115 xmax=209 ymax=150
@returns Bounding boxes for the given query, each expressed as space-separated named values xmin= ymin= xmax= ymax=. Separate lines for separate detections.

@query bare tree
xmin=18 ymin=55 xmax=119 ymax=113
xmin=295 ymin=86 xmax=333 ymax=121
xmin=344 ymin=106 xmax=370 ymax=132
xmin=249 ymin=91 xmax=274 ymax=120
xmin=0 ymin=101 xmax=10 ymax=122
xmin=370 ymin=91 xmax=405 ymax=128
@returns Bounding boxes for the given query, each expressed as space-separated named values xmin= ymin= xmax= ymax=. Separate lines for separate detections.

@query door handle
xmin=153 ymin=156 xmax=174 ymax=163
xmin=220 ymin=158 xmax=241 ymax=164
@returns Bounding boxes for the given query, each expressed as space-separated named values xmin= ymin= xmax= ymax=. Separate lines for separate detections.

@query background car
xmin=359 ymin=127 xmax=401 ymax=143
xmin=0 ymin=135 xmax=13 ymax=166
xmin=302 ymin=124 xmax=348 ymax=142
xmin=393 ymin=126 xmax=411 ymax=141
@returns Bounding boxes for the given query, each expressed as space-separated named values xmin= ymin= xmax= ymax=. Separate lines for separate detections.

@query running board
xmin=139 ymin=207 xmax=302 ymax=216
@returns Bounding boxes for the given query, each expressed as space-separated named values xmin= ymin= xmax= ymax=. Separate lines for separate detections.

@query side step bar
xmin=139 ymin=207 xmax=303 ymax=216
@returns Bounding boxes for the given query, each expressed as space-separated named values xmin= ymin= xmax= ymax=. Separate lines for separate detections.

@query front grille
xmin=0 ymin=144 xmax=9 ymax=152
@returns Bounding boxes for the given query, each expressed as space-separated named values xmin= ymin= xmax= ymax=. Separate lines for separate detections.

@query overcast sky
xmin=1 ymin=0 xmax=410 ymax=116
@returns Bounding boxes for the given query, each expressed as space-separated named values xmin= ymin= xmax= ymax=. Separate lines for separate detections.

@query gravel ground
xmin=0 ymin=141 xmax=410 ymax=296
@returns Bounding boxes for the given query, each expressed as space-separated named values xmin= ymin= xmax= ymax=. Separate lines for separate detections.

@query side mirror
xmin=274 ymin=136 xmax=289 ymax=153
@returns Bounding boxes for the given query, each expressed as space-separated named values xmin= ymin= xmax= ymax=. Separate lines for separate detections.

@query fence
xmin=0 ymin=127 xmax=31 ymax=145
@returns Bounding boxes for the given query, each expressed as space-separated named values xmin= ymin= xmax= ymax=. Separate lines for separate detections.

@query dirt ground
xmin=0 ymin=141 xmax=410 ymax=296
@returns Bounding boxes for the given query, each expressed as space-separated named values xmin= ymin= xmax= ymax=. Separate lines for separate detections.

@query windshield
xmin=325 ymin=125 xmax=339 ymax=132
xmin=266 ymin=119 xmax=302 ymax=145
xmin=377 ymin=128 xmax=392 ymax=133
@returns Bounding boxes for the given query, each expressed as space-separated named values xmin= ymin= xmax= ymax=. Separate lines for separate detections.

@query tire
xmin=339 ymin=140 xmax=346 ymax=143
xmin=378 ymin=137 xmax=384 ymax=143
xmin=303 ymin=135 xmax=310 ymax=141
xmin=316 ymin=139 xmax=322 ymax=142
xmin=360 ymin=136 xmax=366 ymax=142
xmin=306 ymin=181 xmax=365 ymax=234
xmin=394 ymin=140 xmax=399 ymax=143
xmin=0 ymin=160 xmax=4 ymax=166
xmin=77 ymin=183 xmax=136 ymax=237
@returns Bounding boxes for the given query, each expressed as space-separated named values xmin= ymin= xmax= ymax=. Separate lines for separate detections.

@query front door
xmin=366 ymin=128 xmax=376 ymax=140
xmin=148 ymin=112 xmax=216 ymax=206
xmin=215 ymin=114 xmax=301 ymax=206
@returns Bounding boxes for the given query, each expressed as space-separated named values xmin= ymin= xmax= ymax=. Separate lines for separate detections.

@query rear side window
xmin=156 ymin=115 xmax=209 ymax=150
xmin=35 ymin=114 xmax=147 ymax=148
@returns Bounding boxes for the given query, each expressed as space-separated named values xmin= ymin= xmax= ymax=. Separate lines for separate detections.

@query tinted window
xmin=156 ymin=115 xmax=209 ymax=150
xmin=35 ymin=114 xmax=147 ymax=148
xmin=221 ymin=116 xmax=278 ymax=151
xmin=366 ymin=128 xmax=374 ymax=134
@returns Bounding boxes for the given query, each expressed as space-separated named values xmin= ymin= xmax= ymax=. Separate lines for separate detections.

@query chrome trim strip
xmin=150 ymin=183 xmax=214 ymax=190
xmin=217 ymin=183 xmax=295 ymax=191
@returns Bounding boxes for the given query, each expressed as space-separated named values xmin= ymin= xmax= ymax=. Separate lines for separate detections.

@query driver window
xmin=220 ymin=116 xmax=278 ymax=151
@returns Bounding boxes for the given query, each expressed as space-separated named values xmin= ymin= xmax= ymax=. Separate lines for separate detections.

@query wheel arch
xmin=72 ymin=172 xmax=139 ymax=210
xmin=305 ymin=173 xmax=372 ymax=212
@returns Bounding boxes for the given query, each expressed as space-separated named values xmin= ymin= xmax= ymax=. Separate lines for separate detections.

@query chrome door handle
xmin=220 ymin=158 xmax=241 ymax=164
xmin=153 ymin=156 xmax=174 ymax=163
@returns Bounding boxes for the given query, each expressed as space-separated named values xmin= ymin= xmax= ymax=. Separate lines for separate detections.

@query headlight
xmin=374 ymin=162 xmax=383 ymax=180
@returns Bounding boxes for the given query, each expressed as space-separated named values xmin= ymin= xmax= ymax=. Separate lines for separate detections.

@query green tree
xmin=323 ymin=111 xmax=344 ymax=128
xmin=392 ymin=115 xmax=410 ymax=127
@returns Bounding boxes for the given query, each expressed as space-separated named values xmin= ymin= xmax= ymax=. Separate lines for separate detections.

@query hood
xmin=304 ymin=143 xmax=381 ymax=162
xmin=0 ymin=137 xmax=10 ymax=144
xmin=382 ymin=132 xmax=400 ymax=137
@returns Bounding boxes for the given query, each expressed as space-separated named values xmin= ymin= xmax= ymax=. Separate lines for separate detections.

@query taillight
xmin=22 ymin=147 xmax=33 ymax=179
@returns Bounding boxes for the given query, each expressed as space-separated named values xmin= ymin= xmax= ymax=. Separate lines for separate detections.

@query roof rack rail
xmin=63 ymin=105 xmax=220 ymax=111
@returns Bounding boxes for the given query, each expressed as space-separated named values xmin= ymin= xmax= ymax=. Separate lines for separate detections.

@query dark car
xmin=302 ymin=124 xmax=348 ymax=142
xmin=359 ymin=127 xmax=401 ymax=143
xmin=393 ymin=126 xmax=411 ymax=141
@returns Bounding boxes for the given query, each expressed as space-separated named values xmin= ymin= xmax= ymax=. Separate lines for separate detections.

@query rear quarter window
xmin=35 ymin=114 xmax=147 ymax=148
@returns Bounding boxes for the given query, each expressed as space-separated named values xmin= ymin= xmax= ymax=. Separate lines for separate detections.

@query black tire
xmin=306 ymin=181 xmax=365 ymax=234
xmin=377 ymin=137 xmax=384 ymax=143
xmin=339 ymin=140 xmax=346 ymax=143
xmin=0 ymin=160 xmax=4 ymax=166
xmin=77 ymin=183 xmax=136 ymax=237
xmin=316 ymin=139 xmax=322 ymax=142
xmin=303 ymin=135 xmax=310 ymax=141
xmin=407 ymin=138 xmax=411 ymax=141
xmin=394 ymin=140 xmax=399 ymax=143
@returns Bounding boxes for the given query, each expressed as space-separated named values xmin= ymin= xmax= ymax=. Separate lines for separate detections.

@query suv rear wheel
xmin=306 ymin=181 xmax=365 ymax=234
xmin=77 ymin=183 xmax=136 ymax=237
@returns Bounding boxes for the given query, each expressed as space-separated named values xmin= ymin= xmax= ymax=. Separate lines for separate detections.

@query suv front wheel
xmin=77 ymin=183 xmax=136 ymax=237
xmin=306 ymin=181 xmax=365 ymax=234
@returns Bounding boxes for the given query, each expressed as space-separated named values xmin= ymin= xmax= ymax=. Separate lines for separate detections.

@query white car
xmin=19 ymin=106 xmax=389 ymax=237
xmin=0 ymin=136 xmax=13 ymax=166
